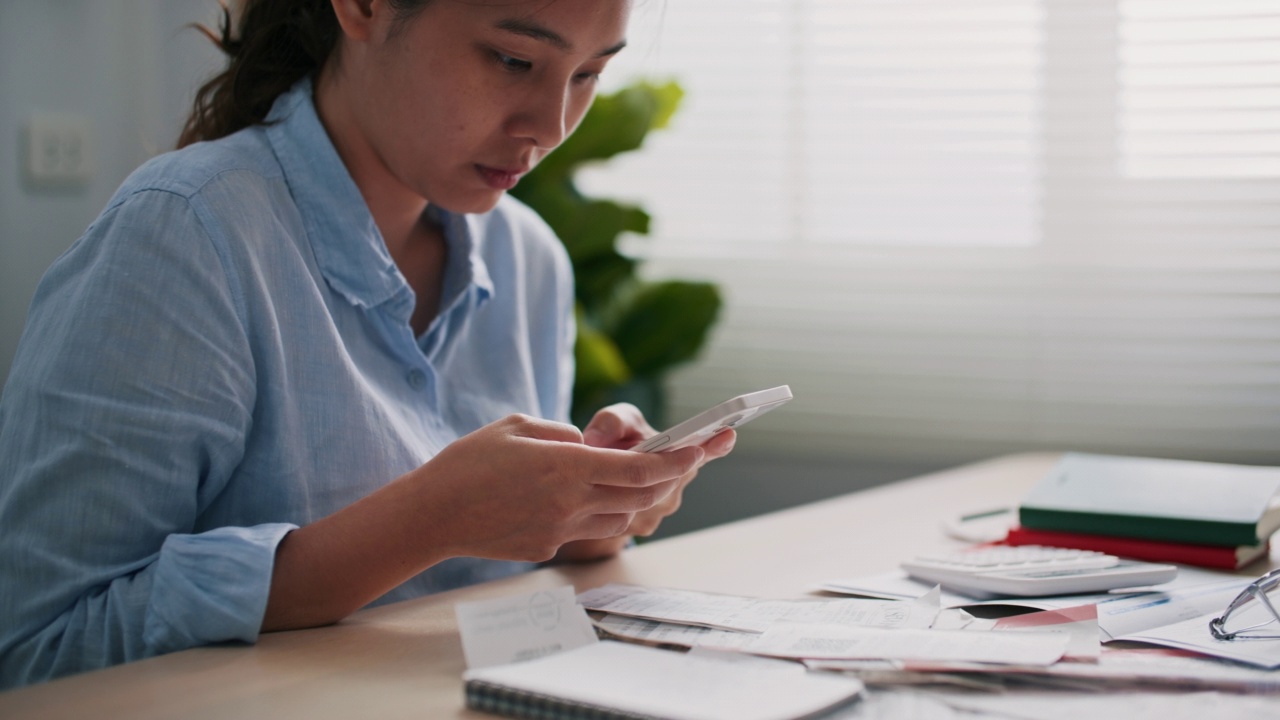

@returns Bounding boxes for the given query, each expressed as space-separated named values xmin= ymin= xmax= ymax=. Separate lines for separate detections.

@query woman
xmin=0 ymin=0 xmax=734 ymax=688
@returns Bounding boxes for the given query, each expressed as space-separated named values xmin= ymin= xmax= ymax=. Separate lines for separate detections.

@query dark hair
xmin=178 ymin=0 xmax=428 ymax=148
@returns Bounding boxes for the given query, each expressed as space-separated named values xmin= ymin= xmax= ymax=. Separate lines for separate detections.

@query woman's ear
xmin=329 ymin=0 xmax=379 ymax=42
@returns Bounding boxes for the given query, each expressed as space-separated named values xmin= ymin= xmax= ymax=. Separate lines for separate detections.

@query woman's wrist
xmin=549 ymin=535 xmax=632 ymax=564
xmin=261 ymin=468 xmax=456 ymax=631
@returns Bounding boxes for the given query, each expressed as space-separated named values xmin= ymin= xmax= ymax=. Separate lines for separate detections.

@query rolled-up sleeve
xmin=0 ymin=188 xmax=291 ymax=688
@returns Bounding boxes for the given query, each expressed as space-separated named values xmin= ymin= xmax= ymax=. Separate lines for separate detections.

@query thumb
xmin=582 ymin=419 xmax=621 ymax=448
xmin=583 ymin=403 xmax=653 ymax=449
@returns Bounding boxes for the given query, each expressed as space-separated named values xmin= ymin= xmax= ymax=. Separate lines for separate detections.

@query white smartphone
xmin=630 ymin=385 xmax=793 ymax=453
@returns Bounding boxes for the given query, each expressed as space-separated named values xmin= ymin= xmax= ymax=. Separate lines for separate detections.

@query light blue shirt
xmin=0 ymin=79 xmax=575 ymax=688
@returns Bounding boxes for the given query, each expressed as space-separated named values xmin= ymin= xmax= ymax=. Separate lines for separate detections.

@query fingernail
xmin=583 ymin=428 xmax=605 ymax=446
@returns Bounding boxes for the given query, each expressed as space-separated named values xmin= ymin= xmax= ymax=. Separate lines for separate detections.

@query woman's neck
xmin=313 ymin=65 xmax=447 ymax=335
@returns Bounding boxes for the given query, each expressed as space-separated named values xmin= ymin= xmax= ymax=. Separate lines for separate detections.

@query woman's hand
xmin=264 ymin=412 xmax=702 ymax=630
xmin=423 ymin=413 xmax=706 ymax=561
xmin=551 ymin=403 xmax=736 ymax=562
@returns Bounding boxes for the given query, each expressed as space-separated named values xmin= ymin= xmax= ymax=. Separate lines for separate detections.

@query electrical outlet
xmin=26 ymin=112 xmax=93 ymax=188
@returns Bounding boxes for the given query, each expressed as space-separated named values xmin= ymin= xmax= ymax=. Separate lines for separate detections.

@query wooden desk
xmin=1 ymin=453 xmax=1265 ymax=719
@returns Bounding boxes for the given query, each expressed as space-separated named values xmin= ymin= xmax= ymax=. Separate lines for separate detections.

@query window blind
xmin=1119 ymin=0 xmax=1280 ymax=178
xmin=582 ymin=0 xmax=1280 ymax=465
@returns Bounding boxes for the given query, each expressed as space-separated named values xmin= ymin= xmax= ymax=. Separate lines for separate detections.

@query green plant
xmin=510 ymin=81 xmax=722 ymax=427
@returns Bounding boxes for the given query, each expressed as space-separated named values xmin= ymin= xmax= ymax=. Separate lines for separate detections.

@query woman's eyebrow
xmin=494 ymin=18 xmax=627 ymax=58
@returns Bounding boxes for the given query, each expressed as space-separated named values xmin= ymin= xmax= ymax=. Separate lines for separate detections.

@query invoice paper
xmin=577 ymin=583 xmax=939 ymax=633
xmin=703 ymin=623 xmax=1070 ymax=665
xmin=455 ymin=585 xmax=598 ymax=669
xmin=1094 ymin=576 xmax=1249 ymax=641
xmin=1122 ymin=610 xmax=1280 ymax=669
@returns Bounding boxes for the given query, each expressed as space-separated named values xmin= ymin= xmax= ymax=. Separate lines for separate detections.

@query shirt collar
xmin=265 ymin=78 xmax=493 ymax=314
xmin=428 ymin=205 xmax=494 ymax=310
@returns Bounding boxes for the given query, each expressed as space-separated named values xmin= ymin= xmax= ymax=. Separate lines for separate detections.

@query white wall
xmin=0 ymin=0 xmax=221 ymax=383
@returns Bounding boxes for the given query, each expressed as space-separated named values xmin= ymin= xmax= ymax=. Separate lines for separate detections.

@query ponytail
xmin=178 ymin=0 xmax=340 ymax=148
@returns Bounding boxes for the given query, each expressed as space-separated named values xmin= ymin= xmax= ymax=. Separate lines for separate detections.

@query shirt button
xmin=406 ymin=369 xmax=426 ymax=390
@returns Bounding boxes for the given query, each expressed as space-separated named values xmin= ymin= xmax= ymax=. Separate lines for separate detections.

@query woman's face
xmin=343 ymin=0 xmax=631 ymax=214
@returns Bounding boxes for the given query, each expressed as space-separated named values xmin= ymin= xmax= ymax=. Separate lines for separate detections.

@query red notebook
xmin=1003 ymin=525 xmax=1270 ymax=570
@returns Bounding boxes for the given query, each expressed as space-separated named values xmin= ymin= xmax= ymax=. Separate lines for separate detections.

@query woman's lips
xmin=476 ymin=165 xmax=525 ymax=190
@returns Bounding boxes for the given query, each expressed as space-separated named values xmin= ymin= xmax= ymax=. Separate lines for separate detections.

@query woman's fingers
xmin=577 ymin=444 xmax=704 ymax=489
xmin=699 ymin=428 xmax=736 ymax=462
xmin=582 ymin=402 xmax=656 ymax=449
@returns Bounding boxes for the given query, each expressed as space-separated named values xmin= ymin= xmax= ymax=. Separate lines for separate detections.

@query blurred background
xmin=3 ymin=1 xmax=1279 ymax=539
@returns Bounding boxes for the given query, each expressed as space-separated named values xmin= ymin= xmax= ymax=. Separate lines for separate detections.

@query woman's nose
xmin=510 ymin=86 xmax=570 ymax=150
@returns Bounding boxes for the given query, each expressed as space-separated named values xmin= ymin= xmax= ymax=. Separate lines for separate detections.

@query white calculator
xmin=901 ymin=545 xmax=1178 ymax=598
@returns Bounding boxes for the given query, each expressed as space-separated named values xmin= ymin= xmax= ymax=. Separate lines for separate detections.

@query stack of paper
xmin=818 ymin=566 xmax=1280 ymax=679
xmin=456 ymin=576 xmax=1280 ymax=720
xmin=454 ymin=586 xmax=867 ymax=720
xmin=578 ymin=583 xmax=1072 ymax=667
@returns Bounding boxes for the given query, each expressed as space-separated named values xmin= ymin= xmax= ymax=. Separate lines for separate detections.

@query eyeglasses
xmin=1208 ymin=568 xmax=1280 ymax=641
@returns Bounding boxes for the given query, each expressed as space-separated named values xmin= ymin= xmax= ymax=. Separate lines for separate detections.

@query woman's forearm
xmin=261 ymin=475 xmax=454 ymax=631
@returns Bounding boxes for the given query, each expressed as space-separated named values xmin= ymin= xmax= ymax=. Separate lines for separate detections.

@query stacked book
xmin=1004 ymin=453 xmax=1280 ymax=570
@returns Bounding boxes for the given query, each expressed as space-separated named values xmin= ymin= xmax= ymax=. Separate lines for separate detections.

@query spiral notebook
xmin=463 ymin=640 xmax=864 ymax=720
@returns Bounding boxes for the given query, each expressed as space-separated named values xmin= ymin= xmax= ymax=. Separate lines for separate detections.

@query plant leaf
xmin=575 ymin=252 xmax=638 ymax=314
xmin=533 ymin=80 xmax=685 ymax=180
xmin=508 ymin=79 xmax=715 ymax=425
xmin=610 ymin=281 xmax=722 ymax=377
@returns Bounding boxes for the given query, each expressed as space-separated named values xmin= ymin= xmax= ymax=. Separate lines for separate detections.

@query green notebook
xmin=1019 ymin=453 xmax=1280 ymax=547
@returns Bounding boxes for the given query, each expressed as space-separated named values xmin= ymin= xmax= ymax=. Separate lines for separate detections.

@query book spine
xmin=1003 ymin=526 xmax=1247 ymax=570
xmin=1017 ymin=506 xmax=1261 ymax=547
xmin=465 ymin=680 xmax=659 ymax=720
